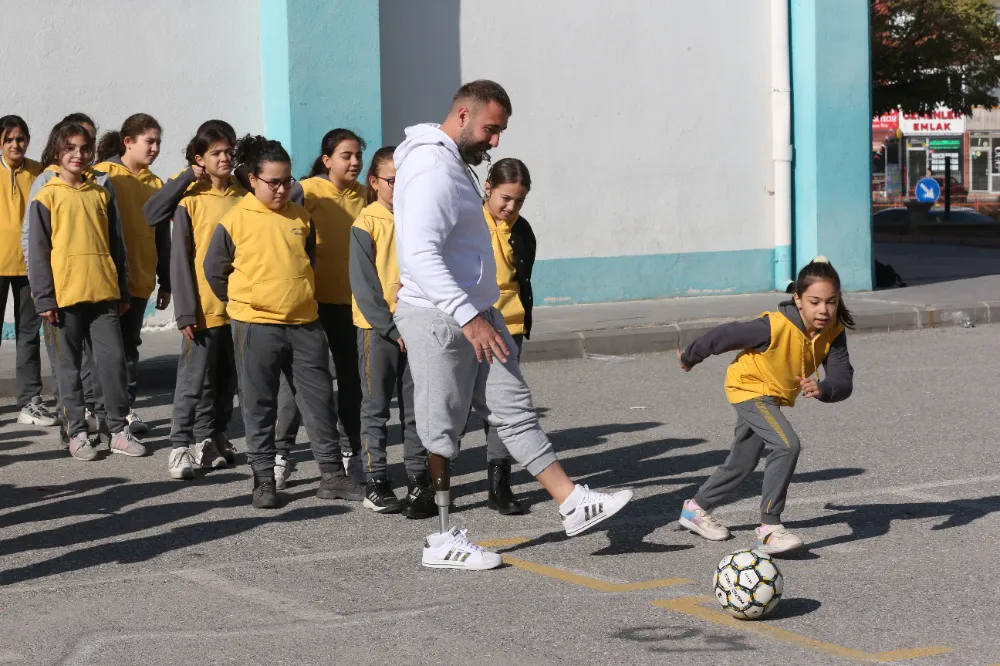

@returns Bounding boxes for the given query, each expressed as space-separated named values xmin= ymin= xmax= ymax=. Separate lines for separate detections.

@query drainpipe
xmin=771 ymin=0 xmax=794 ymax=291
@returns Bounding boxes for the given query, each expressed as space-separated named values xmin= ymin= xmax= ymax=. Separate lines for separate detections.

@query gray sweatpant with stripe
xmin=232 ymin=319 xmax=342 ymax=476
xmin=170 ymin=325 xmax=237 ymax=446
xmin=694 ymin=396 xmax=801 ymax=525
xmin=393 ymin=302 xmax=555 ymax=477
xmin=357 ymin=327 xmax=426 ymax=480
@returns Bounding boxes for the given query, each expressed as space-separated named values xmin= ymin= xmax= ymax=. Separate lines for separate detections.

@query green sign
xmin=929 ymin=138 xmax=961 ymax=150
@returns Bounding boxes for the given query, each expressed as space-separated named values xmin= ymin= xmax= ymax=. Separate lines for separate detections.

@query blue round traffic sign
xmin=915 ymin=177 xmax=940 ymax=203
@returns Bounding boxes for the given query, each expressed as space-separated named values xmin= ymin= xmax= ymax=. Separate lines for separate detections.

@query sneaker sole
xmin=70 ymin=451 xmax=98 ymax=461
xmin=316 ymin=489 xmax=364 ymax=501
xmin=678 ymin=516 xmax=731 ymax=542
xmin=110 ymin=447 xmax=146 ymax=458
xmin=757 ymin=540 xmax=804 ymax=555
xmin=18 ymin=413 xmax=58 ymax=426
xmin=363 ymin=497 xmax=403 ymax=513
xmin=564 ymin=489 xmax=634 ymax=537
xmin=169 ymin=468 xmax=195 ymax=480
xmin=421 ymin=558 xmax=502 ymax=571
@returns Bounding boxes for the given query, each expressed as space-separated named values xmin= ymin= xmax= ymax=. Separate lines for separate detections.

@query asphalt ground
xmin=1 ymin=325 xmax=999 ymax=665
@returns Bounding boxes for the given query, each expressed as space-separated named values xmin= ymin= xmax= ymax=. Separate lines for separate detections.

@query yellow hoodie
xmin=0 ymin=157 xmax=41 ymax=275
xmin=28 ymin=177 xmax=123 ymax=309
xmin=484 ymin=206 xmax=525 ymax=335
xmin=94 ymin=159 xmax=163 ymax=299
xmin=217 ymin=194 xmax=318 ymax=325
xmin=297 ymin=177 xmax=365 ymax=305
xmin=351 ymin=201 xmax=400 ymax=330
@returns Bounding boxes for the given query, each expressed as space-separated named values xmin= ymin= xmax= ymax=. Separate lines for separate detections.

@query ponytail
xmin=97 ymin=113 xmax=161 ymax=162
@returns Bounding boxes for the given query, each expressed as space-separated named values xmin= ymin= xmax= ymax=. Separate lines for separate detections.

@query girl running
xmin=94 ymin=114 xmax=170 ymax=436
xmin=350 ymin=146 xmax=431 ymax=516
xmin=26 ymin=122 xmax=141 ymax=460
xmin=142 ymin=122 xmax=243 ymax=479
xmin=273 ymin=129 xmax=366 ymax=488
xmin=0 ymin=115 xmax=58 ymax=428
xmin=677 ymin=257 xmax=855 ymax=555
xmin=204 ymin=135 xmax=362 ymax=509
xmin=480 ymin=158 xmax=536 ymax=515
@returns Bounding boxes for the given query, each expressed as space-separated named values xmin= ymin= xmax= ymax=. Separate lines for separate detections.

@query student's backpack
xmin=874 ymin=259 xmax=906 ymax=289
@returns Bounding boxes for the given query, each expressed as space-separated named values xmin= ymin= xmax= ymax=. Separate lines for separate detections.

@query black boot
xmin=317 ymin=471 xmax=364 ymax=501
xmin=402 ymin=473 xmax=436 ymax=519
xmin=252 ymin=474 xmax=278 ymax=509
xmin=487 ymin=460 xmax=524 ymax=515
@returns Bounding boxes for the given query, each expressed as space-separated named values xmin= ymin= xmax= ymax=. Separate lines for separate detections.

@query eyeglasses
xmin=377 ymin=176 xmax=395 ymax=187
xmin=256 ymin=176 xmax=296 ymax=192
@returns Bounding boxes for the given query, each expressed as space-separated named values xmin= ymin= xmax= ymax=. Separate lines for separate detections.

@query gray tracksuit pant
xmin=50 ymin=301 xmax=129 ymax=437
xmin=46 ymin=327 xmax=102 ymax=418
xmin=119 ymin=296 xmax=148 ymax=406
xmin=170 ymin=325 xmax=237 ymax=446
xmin=232 ymin=319 xmax=342 ymax=476
xmin=0 ymin=276 xmax=44 ymax=409
xmin=275 ymin=303 xmax=363 ymax=458
xmin=694 ymin=396 xmax=802 ymax=525
xmin=483 ymin=334 xmax=523 ymax=462
xmin=357 ymin=327 xmax=426 ymax=481
xmin=393 ymin=302 xmax=556 ymax=477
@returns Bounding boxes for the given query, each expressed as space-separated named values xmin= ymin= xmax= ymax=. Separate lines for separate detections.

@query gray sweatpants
xmin=232 ymin=319 xmax=342 ymax=476
xmin=393 ymin=302 xmax=556 ymax=477
xmin=275 ymin=303 xmax=362 ymax=458
xmin=49 ymin=301 xmax=129 ymax=437
xmin=483 ymin=334 xmax=523 ymax=462
xmin=119 ymin=296 xmax=148 ymax=406
xmin=694 ymin=397 xmax=801 ymax=525
xmin=358 ymin=327 xmax=426 ymax=480
xmin=0 ymin=276 xmax=44 ymax=409
xmin=170 ymin=325 xmax=237 ymax=446
xmin=45 ymin=328 xmax=102 ymax=418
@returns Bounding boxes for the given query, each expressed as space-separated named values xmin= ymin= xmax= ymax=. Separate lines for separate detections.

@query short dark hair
xmin=453 ymin=80 xmax=512 ymax=116
xmin=0 ymin=115 xmax=29 ymax=144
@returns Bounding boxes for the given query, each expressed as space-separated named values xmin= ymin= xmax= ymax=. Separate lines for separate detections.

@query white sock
xmin=559 ymin=484 xmax=585 ymax=516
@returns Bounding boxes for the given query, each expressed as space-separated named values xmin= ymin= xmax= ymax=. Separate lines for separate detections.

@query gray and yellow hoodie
xmin=680 ymin=301 xmax=853 ymax=407
xmin=26 ymin=175 xmax=129 ymax=312
xmin=143 ymin=168 xmax=246 ymax=330
xmin=349 ymin=200 xmax=400 ymax=340
xmin=203 ymin=193 xmax=318 ymax=326
xmin=0 ymin=156 xmax=41 ymax=276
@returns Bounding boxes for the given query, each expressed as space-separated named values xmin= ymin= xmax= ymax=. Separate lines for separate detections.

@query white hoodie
xmin=394 ymin=124 xmax=499 ymax=326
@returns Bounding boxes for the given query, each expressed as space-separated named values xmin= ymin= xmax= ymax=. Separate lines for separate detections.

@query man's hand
xmin=181 ymin=324 xmax=197 ymax=341
xmin=156 ymin=291 xmax=171 ymax=310
xmin=677 ymin=349 xmax=691 ymax=372
xmin=397 ymin=336 xmax=407 ymax=353
xmin=118 ymin=300 xmax=130 ymax=316
xmin=797 ymin=376 xmax=822 ymax=399
xmin=462 ymin=313 xmax=508 ymax=364
xmin=40 ymin=309 xmax=58 ymax=325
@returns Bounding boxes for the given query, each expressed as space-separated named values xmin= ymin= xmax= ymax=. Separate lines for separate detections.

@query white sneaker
xmin=421 ymin=527 xmax=502 ymax=570
xmin=561 ymin=485 xmax=634 ymax=537
xmin=194 ymin=438 xmax=227 ymax=469
xmin=126 ymin=409 xmax=149 ymax=435
xmin=679 ymin=499 xmax=732 ymax=541
xmin=756 ymin=524 xmax=804 ymax=555
xmin=275 ymin=454 xmax=296 ymax=491
xmin=85 ymin=409 xmax=100 ymax=434
xmin=168 ymin=447 xmax=195 ymax=480
xmin=18 ymin=398 xmax=58 ymax=427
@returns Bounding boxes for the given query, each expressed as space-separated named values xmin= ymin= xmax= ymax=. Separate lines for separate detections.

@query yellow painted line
xmin=476 ymin=537 xmax=693 ymax=592
xmin=651 ymin=596 xmax=951 ymax=663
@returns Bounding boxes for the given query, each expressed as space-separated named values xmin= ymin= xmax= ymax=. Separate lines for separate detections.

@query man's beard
xmin=456 ymin=129 xmax=490 ymax=165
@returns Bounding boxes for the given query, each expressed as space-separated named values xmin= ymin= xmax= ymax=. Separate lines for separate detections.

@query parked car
xmin=928 ymin=175 xmax=968 ymax=201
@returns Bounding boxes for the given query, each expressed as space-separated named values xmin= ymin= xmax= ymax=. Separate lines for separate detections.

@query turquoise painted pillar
xmin=258 ymin=0 xmax=382 ymax=174
xmin=791 ymin=0 xmax=873 ymax=291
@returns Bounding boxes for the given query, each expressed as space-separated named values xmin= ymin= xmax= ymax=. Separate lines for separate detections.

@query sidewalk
xmin=0 ymin=243 xmax=996 ymax=396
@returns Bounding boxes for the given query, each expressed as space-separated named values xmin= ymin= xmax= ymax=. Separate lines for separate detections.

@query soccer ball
xmin=713 ymin=549 xmax=783 ymax=620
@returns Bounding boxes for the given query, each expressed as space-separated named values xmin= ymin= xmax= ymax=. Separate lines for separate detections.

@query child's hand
xmin=677 ymin=349 xmax=691 ymax=372
xmin=156 ymin=291 xmax=171 ymax=310
xmin=191 ymin=164 xmax=206 ymax=180
xmin=181 ymin=324 xmax=197 ymax=341
xmin=397 ymin=336 xmax=407 ymax=353
xmin=40 ymin=309 xmax=58 ymax=325
xmin=118 ymin=300 xmax=131 ymax=316
xmin=797 ymin=376 xmax=822 ymax=399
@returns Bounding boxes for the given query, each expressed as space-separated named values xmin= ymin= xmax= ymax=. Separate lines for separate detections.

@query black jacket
xmin=508 ymin=216 xmax=536 ymax=338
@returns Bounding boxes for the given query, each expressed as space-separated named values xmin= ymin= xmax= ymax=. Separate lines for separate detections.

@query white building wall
xmin=2 ymin=0 xmax=264 ymax=330
xmin=380 ymin=0 xmax=775 ymax=260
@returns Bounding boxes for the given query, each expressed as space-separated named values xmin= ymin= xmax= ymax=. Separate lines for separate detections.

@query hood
xmin=394 ymin=124 xmax=462 ymax=168
xmin=306 ymin=174 xmax=365 ymax=199
xmin=45 ymin=175 xmax=98 ymax=192
xmin=778 ymin=300 xmax=806 ymax=334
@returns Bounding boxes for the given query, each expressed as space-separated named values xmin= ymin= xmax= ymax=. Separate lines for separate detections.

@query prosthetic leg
xmin=429 ymin=453 xmax=451 ymax=534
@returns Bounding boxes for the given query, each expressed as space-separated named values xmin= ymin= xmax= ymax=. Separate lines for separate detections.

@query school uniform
xmin=482 ymin=206 xmax=536 ymax=462
xmin=274 ymin=177 xmax=365 ymax=459
xmin=143 ymin=169 xmax=241 ymax=447
xmin=0 ymin=157 xmax=45 ymax=409
xmin=349 ymin=200 xmax=426 ymax=481
xmin=94 ymin=158 xmax=169 ymax=406
xmin=23 ymin=165 xmax=123 ymax=423
xmin=26 ymin=176 xmax=130 ymax=437
xmin=203 ymin=193 xmax=342 ymax=477
xmin=680 ymin=302 xmax=854 ymax=524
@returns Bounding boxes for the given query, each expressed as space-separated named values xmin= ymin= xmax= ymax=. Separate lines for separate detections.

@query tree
xmin=872 ymin=0 xmax=1000 ymax=115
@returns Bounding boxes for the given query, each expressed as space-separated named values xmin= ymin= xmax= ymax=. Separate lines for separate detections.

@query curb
xmin=1 ymin=303 xmax=996 ymax=397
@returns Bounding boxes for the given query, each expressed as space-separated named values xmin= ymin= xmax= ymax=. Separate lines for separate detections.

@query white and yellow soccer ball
xmin=712 ymin=549 xmax=783 ymax=620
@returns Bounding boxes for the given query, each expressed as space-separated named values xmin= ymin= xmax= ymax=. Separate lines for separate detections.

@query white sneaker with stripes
xmin=421 ymin=527 xmax=502 ymax=570
xmin=561 ymin=485 xmax=634 ymax=537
